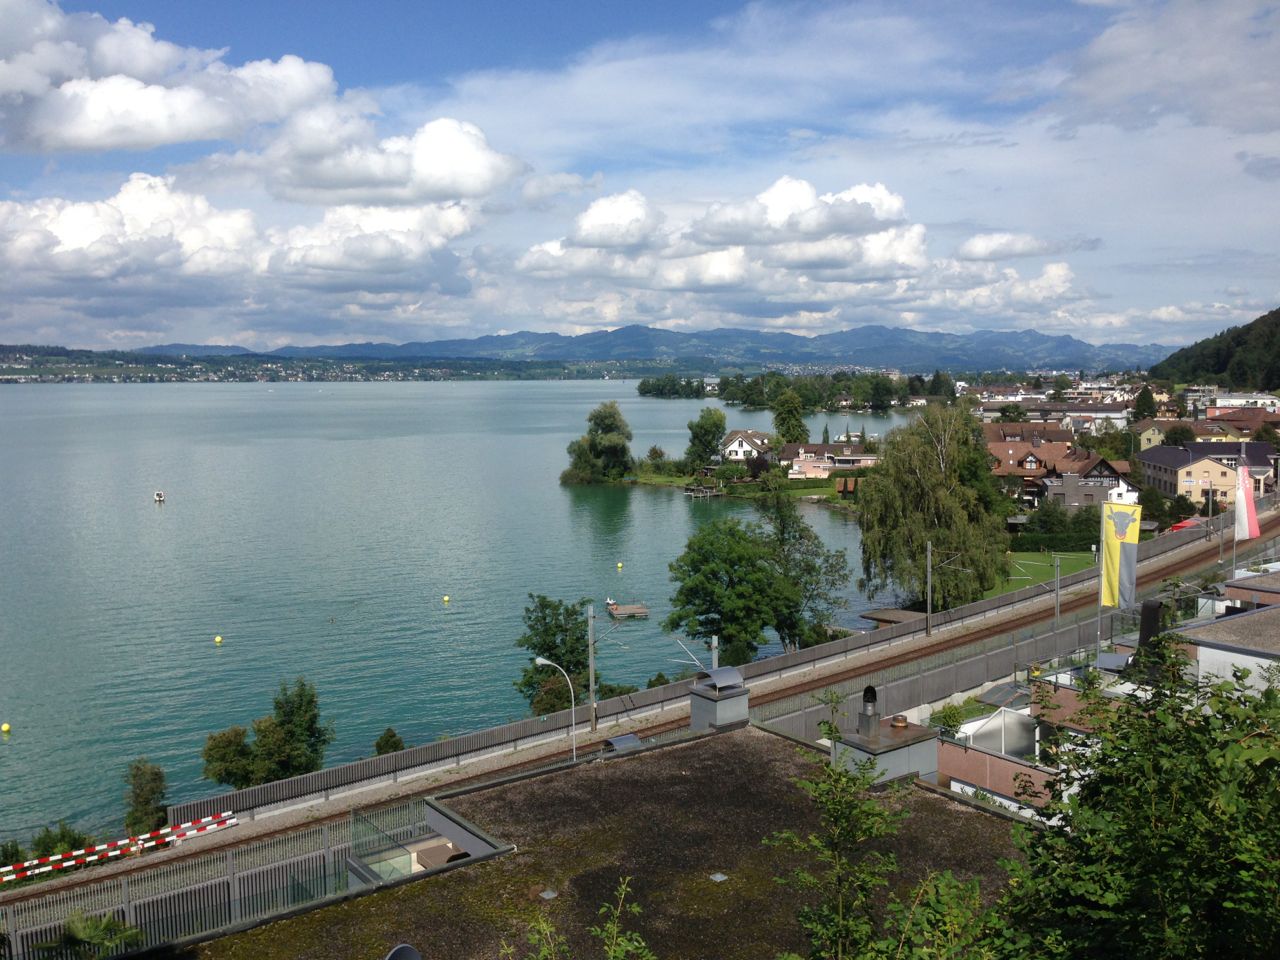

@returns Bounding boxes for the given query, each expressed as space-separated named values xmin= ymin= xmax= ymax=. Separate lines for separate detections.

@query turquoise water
xmin=0 ymin=382 xmax=909 ymax=836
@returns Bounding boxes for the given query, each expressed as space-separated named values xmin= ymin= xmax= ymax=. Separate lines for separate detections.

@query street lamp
xmin=534 ymin=656 xmax=577 ymax=761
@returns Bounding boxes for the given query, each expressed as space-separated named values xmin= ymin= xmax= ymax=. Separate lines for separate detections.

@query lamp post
xmin=534 ymin=656 xmax=577 ymax=761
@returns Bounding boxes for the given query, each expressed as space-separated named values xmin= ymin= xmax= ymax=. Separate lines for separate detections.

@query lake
xmin=0 ymin=381 xmax=911 ymax=837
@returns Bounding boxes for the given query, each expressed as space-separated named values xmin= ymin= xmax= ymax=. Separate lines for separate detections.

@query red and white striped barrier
xmin=1 ymin=812 xmax=237 ymax=883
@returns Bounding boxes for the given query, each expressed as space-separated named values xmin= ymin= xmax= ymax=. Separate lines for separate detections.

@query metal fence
xmin=752 ymin=616 xmax=1117 ymax=742
xmin=0 ymin=798 xmax=504 ymax=960
xmin=167 ymin=494 xmax=1278 ymax=824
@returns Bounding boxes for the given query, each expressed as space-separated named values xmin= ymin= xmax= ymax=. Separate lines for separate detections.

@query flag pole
xmin=1096 ymin=499 xmax=1105 ymax=656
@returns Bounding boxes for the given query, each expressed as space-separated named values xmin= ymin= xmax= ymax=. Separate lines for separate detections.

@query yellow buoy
xmin=1 ymin=722 xmax=10 ymax=735
xmin=617 ymin=562 xmax=623 ymax=570
xmin=214 ymin=635 xmax=223 ymax=645
xmin=442 ymin=595 xmax=450 ymax=603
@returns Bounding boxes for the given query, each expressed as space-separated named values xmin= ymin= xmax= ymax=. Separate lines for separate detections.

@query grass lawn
xmin=984 ymin=551 xmax=1095 ymax=599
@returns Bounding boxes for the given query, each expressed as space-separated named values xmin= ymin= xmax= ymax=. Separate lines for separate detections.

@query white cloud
xmin=0 ymin=0 xmax=334 ymax=150
xmin=569 ymin=189 xmax=662 ymax=248
xmin=957 ymin=232 xmax=1052 ymax=260
xmin=521 ymin=170 xmax=602 ymax=205
xmin=1057 ymin=0 xmax=1280 ymax=133
xmin=689 ymin=176 xmax=900 ymax=245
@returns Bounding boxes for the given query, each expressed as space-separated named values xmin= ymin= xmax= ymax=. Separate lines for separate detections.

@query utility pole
xmin=587 ymin=603 xmax=597 ymax=732
xmin=925 ymin=540 xmax=933 ymax=637
xmin=1054 ymin=554 xmax=1061 ymax=630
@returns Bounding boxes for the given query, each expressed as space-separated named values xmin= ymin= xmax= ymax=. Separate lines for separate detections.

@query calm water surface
xmin=0 ymin=382 xmax=910 ymax=835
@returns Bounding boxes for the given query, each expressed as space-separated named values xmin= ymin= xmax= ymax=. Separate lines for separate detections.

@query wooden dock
xmin=683 ymin=483 xmax=724 ymax=499
xmin=606 ymin=601 xmax=649 ymax=620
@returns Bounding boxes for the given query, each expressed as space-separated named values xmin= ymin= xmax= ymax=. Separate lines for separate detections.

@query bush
xmin=1010 ymin=532 xmax=1099 ymax=552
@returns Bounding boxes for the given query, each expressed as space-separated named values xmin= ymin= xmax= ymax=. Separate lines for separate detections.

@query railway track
xmin=9 ymin=508 xmax=1276 ymax=900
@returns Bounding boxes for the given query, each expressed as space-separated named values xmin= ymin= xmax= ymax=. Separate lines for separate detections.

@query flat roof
xmin=862 ymin=608 xmax=927 ymax=625
xmin=1225 ymin=570 xmax=1280 ymax=599
xmin=194 ymin=727 xmax=1018 ymax=960
xmin=1177 ymin=604 xmax=1280 ymax=657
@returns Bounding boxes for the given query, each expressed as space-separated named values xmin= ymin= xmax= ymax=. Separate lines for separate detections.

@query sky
xmin=0 ymin=0 xmax=1277 ymax=350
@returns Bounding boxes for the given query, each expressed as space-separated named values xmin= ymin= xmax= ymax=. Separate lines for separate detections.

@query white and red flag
xmin=1236 ymin=453 xmax=1260 ymax=542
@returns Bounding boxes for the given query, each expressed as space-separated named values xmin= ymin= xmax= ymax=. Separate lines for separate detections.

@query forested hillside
xmin=1149 ymin=307 xmax=1280 ymax=388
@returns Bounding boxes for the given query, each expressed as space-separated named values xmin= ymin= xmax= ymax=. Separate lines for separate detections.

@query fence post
xmin=226 ymin=850 xmax=241 ymax=925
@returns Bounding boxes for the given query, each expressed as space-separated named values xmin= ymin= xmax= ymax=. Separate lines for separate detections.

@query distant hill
xmin=1149 ymin=307 xmax=1280 ymax=389
xmin=135 ymin=344 xmax=257 ymax=357
xmin=238 ymin=324 xmax=1170 ymax=372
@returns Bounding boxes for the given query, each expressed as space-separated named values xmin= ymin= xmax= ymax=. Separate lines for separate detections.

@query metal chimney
xmin=857 ymin=685 xmax=879 ymax=739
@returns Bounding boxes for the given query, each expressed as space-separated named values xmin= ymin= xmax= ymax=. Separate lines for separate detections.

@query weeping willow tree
xmin=858 ymin=403 xmax=1008 ymax=609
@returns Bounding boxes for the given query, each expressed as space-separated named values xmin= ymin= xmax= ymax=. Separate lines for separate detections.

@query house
xmin=1136 ymin=441 xmax=1278 ymax=504
xmin=1130 ymin=418 xmax=1245 ymax=450
xmin=1204 ymin=392 xmax=1280 ymax=417
xmin=719 ymin=429 xmax=771 ymax=461
xmin=777 ymin=442 xmax=878 ymax=479
xmin=981 ymin=423 xmax=1074 ymax=445
xmin=977 ymin=402 xmax=1130 ymax=433
xmin=1036 ymin=473 xmax=1139 ymax=511
xmin=1206 ymin=407 xmax=1280 ymax=437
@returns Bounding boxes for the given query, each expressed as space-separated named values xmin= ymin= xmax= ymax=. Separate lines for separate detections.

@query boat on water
xmin=153 ymin=491 xmax=165 ymax=503
xmin=605 ymin=597 xmax=649 ymax=620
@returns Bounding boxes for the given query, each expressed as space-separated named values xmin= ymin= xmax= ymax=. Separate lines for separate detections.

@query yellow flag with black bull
xmin=1101 ymin=503 xmax=1142 ymax=608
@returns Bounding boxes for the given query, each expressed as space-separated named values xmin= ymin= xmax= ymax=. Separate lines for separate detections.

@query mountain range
xmin=138 ymin=324 xmax=1172 ymax=373
xmin=1148 ymin=307 xmax=1280 ymax=390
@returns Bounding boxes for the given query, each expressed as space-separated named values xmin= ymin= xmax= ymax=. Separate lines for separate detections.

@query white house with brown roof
xmin=778 ymin=442 xmax=878 ymax=479
xmin=720 ymin=429 xmax=771 ymax=461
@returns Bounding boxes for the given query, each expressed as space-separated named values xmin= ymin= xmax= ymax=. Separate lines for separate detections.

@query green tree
xmin=858 ymin=404 xmax=1009 ymax=608
xmin=31 ymin=823 xmax=91 ymax=858
xmin=1133 ymin=385 xmax=1157 ymax=420
xmin=769 ymin=757 xmax=906 ymax=960
xmin=1050 ymin=373 xmax=1071 ymax=401
xmin=872 ymin=871 xmax=1007 ymax=960
xmin=868 ymin=375 xmax=896 ymax=413
xmin=514 ymin=595 xmax=636 ymax=715
xmin=1137 ymin=486 xmax=1168 ymax=529
xmin=665 ymin=517 xmax=793 ymax=666
xmin=1254 ymin=420 xmax=1280 ymax=446
xmin=35 ymin=911 xmax=142 ymax=960
xmin=995 ymin=403 xmax=1026 ymax=423
xmin=773 ymin=388 xmax=810 ymax=444
xmin=1161 ymin=423 xmax=1196 ymax=446
xmin=123 ymin=758 xmax=167 ymax=836
xmin=201 ymin=726 xmax=255 ymax=789
xmin=822 ymin=422 xmax=831 ymax=444
xmin=684 ymin=407 xmax=726 ymax=469
xmin=201 ymin=678 xmax=334 ymax=788
xmin=756 ymin=473 xmax=851 ymax=650
xmin=562 ymin=401 xmax=634 ymax=483
xmin=1169 ymin=493 xmax=1198 ymax=523
xmin=1007 ymin=633 xmax=1280 ymax=958
xmin=374 ymin=727 xmax=405 ymax=755
xmin=927 ymin=369 xmax=956 ymax=400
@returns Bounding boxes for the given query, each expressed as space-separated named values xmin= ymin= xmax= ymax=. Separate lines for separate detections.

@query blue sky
xmin=1 ymin=0 xmax=1277 ymax=349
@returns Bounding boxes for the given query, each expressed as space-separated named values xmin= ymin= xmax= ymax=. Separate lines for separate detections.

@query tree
xmin=822 ymin=422 xmax=831 ymax=444
xmin=202 ymin=726 xmax=254 ymax=789
xmin=927 ymin=369 xmax=956 ymax=400
xmin=1161 ymin=423 xmax=1196 ymax=446
xmin=562 ymin=401 xmax=634 ymax=483
xmin=1254 ymin=420 xmax=1280 ymax=446
xmin=1006 ymin=633 xmax=1280 ymax=958
xmin=374 ymin=727 xmax=405 ymax=755
xmin=768 ymin=757 xmax=906 ymax=960
xmin=665 ymin=518 xmax=793 ymax=666
xmin=513 ymin=595 xmax=636 ymax=715
xmin=684 ymin=407 xmax=726 ymax=469
xmin=35 ymin=911 xmax=142 ymax=960
xmin=123 ymin=758 xmax=167 ymax=836
xmin=201 ymin=678 xmax=334 ymax=789
xmin=756 ymin=473 xmax=851 ymax=650
xmin=859 ymin=404 xmax=1009 ymax=609
xmin=868 ymin=376 xmax=896 ymax=413
xmin=31 ymin=823 xmax=91 ymax=858
xmin=1133 ymin=384 xmax=1157 ymax=420
xmin=1050 ymin=373 xmax=1071 ymax=401
xmin=995 ymin=403 xmax=1026 ymax=423
xmin=1137 ymin=486 xmax=1168 ymax=529
xmin=773 ymin=388 xmax=810 ymax=444
xmin=1169 ymin=493 xmax=1198 ymax=523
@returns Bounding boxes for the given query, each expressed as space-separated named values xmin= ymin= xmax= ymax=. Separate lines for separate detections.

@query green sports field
xmin=984 ymin=551 xmax=1096 ymax=599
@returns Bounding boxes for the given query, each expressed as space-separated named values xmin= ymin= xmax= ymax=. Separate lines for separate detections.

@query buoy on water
xmin=214 ymin=635 xmax=223 ymax=645
xmin=442 ymin=595 xmax=450 ymax=604
xmin=1 ymin=722 xmax=10 ymax=735
xmin=616 ymin=562 xmax=623 ymax=570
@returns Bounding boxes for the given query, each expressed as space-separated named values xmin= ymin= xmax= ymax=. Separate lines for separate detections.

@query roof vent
xmin=695 ymin=667 xmax=744 ymax=692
